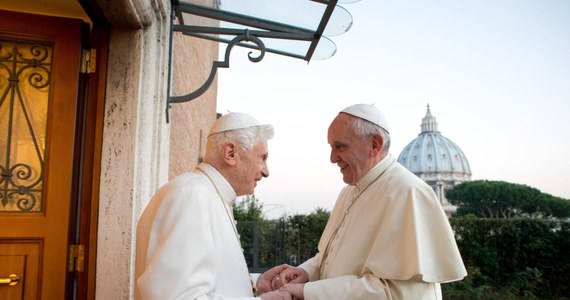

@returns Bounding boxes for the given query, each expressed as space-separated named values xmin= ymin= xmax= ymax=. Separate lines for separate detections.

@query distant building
xmin=397 ymin=105 xmax=472 ymax=216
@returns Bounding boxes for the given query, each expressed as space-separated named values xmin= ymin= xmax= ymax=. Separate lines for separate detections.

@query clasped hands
xmin=256 ymin=264 xmax=308 ymax=300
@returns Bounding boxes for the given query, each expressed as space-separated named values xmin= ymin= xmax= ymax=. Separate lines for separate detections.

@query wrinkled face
xmin=234 ymin=140 xmax=270 ymax=196
xmin=328 ymin=114 xmax=375 ymax=185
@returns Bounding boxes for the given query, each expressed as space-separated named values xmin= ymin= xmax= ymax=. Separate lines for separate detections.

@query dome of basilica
xmin=397 ymin=105 xmax=472 ymax=214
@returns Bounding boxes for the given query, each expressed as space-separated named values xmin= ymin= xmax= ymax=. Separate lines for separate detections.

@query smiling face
xmin=232 ymin=140 xmax=270 ymax=196
xmin=328 ymin=113 xmax=380 ymax=185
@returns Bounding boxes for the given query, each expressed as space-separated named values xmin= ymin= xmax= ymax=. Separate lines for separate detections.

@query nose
xmin=261 ymin=163 xmax=269 ymax=178
xmin=330 ymin=149 xmax=339 ymax=164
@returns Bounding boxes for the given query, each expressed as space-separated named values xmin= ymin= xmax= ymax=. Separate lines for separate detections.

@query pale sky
xmin=216 ymin=0 xmax=570 ymax=219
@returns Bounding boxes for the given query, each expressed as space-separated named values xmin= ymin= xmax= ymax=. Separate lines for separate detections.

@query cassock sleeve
xmin=302 ymin=273 xmax=390 ymax=300
xmin=302 ymin=275 xmax=442 ymax=300
xmin=136 ymin=185 xmax=259 ymax=300
xmin=298 ymin=255 xmax=321 ymax=282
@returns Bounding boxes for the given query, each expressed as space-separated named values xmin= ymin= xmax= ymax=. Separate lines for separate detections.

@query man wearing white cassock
xmin=135 ymin=112 xmax=291 ymax=300
xmin=260 ymin=104 xmax=467 ymax=300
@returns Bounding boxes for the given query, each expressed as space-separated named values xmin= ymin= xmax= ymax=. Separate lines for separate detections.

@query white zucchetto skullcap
xmin=340 ymin=104 xmax=390 ymax=133
xmin=208 ymin=112 xmax=269 ymax=136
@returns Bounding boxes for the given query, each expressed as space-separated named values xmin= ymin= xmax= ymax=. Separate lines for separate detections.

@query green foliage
xmin=233 ymin=204 xmax=330 ymax=270
xmin=233 ymin=195 xmax=284 ymax=270
xmin=235 ymin=220 xmax=285 ymax=270
xmin=446 ymin=180 xmax=570 ymax=218
xmin=443 ymin=217 xmax=570 ymax=299
xmin=233 ymin=194 xmax=264 ymax=221
xmin=282 ymin=208 xmax=330 ymax=265
xmin=533 ymin=193 xmax=570 ymax=217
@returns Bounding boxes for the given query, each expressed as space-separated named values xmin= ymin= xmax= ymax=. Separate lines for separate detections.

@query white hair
xmin=352 ymin=117 xmax=391 ymax=153
xmin=205 ymin=124 xmax=274 ymax=161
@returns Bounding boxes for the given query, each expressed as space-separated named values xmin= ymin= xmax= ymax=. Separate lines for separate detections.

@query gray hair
xmin=352 ymin=117 xmax=391 ymax=154
xmin=206 ymin=124 xmax=274 ymax=155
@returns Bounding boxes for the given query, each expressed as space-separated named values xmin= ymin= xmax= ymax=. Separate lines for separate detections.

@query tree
xmin=444 ymin=216 xmax=570 ymax=299
xmin=233 ymin=195 xmax=285 ymax=270
xmin=528 ymin=193 xmax=570 ymax=218
xmin=233 ymin=194 xmax=264 ymax=221
xmin=284 ymin=208 xmax=330 ymax=265
xmin=446 ymin=180 xmax=570 ymax=219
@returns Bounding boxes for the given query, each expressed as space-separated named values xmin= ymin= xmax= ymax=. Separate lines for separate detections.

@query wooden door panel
xmin=0 ymin=242 xmax=41 ymax=300
xmin=0 ymin=255 xmax=25 ymax=300
xmin=0 ymin=10 xmax=83 ymax=300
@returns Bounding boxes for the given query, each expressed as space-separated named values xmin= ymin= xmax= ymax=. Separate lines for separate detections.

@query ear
xmin=370 ymin=134 xmax=383 ymax=156
xmin=222 ymin=142 xmax=238 ymax=166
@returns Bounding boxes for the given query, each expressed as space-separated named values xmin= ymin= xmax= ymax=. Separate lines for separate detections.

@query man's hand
xmin=280 ymin=283 xmax=305 ymax=300
xmin=259 ymin=290 xmax=292 ymax=300
xmin=257 ymin=264 xmax=290 ymax=293
xmin=272 ymin=266 xmax=309 ymax=290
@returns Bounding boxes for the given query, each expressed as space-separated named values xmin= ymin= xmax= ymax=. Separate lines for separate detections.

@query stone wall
xmin=169 ymin=32 xmax=219 ymax=178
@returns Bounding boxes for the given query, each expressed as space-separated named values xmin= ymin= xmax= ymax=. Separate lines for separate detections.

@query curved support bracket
xmin=164 ymin=0 xmax=345 ymax=122
xmin=170 ymin=30 xmax=265 ymax=103
xmin=166 ymin=30 xmax=266 ymax=121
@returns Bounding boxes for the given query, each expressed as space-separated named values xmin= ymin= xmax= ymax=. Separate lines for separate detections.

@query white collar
xmin=354 ymin=155 xmax=395 ymax=191
xmin=195 ymin=163 xmax=238 ymax=206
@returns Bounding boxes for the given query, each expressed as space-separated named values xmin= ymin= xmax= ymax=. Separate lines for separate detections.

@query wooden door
xmin=0 ymin=10 xmax=84 ymax=299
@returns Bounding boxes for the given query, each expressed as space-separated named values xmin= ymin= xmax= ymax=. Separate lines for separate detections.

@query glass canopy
xmin=167 ymin=0 xmax=357 ymax=117
xmin=174 ymin=0 xmax=354 ymax=61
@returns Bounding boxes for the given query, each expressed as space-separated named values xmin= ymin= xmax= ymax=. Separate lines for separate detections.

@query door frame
xmin=70 ymin=12 xmax=109 ymax=300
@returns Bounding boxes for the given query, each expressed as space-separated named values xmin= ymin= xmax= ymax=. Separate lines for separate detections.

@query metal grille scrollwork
xmin=0 ymin=40 xmax=52 ymax=212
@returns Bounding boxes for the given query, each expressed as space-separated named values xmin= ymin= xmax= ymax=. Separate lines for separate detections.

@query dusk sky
xmin=217 ymin=0 xmax=570 ymax=219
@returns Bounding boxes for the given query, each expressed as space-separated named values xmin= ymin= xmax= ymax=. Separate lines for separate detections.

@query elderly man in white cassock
xmin=259 ymin=104 xmax=467 ymax=300
xmin=135 ymin=112 xmax=291 ymax=300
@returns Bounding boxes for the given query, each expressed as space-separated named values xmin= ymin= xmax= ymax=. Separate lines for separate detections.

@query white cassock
xmin=135 ymin=163 xmax=259 ymax=300
xmin=299 ymin=155 xmax=467 ymax=300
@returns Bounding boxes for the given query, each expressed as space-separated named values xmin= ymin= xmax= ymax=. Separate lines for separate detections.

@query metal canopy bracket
xmin=166 ymin=0 xmax=355 ymax=122
xmin=169 ymin=28 xmax=266 ymax=105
